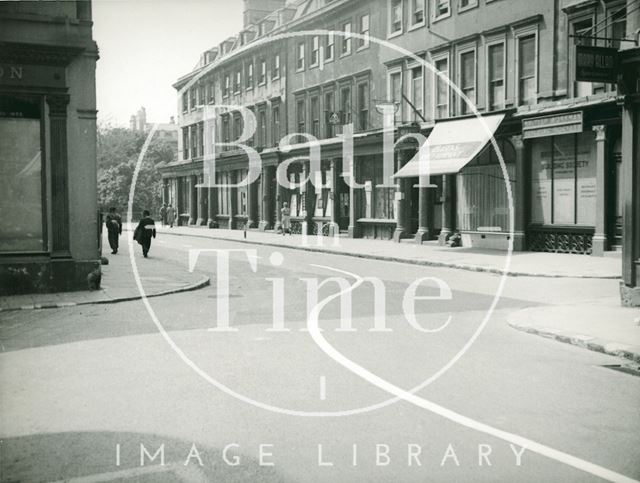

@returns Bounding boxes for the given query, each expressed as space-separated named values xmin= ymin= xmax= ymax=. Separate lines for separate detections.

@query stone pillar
xmin=207 ymin=186 xmax=217 ymax=228
xmin=438 ymin=174 xmax=456 ymax=245
xmin=511 ymin=134 xmax=526 ymax=251
xmin=415 ymin=177 xmax=435 ymax=244
xmin=247 ymin=173 xmax=259 ymax=228
xmin=276 ymin=177 xmax=285 ymax=232
xmin=196 ymin=177 xmax=206 ymax=226
xmin=393 ymin=150 xmax=412 ymax=243
xmin=328 ymin=159 xmax=340 ymax=236
xmin=229 ymin=171 xmax=237 ymax=230
xmin=592 ymin=125 xmax=608 ymax=256
xmin=47 ymin=95 xmax=71 ymax=257
xmin=347 ymin=155 xmax=359 ymax=238
xmin=188 ymin=175 xmax=197 ymax=225
xmin=301 ymin=163 xmax=313 ymax=234
xmin=259 ymin=166 xmax=274 ymax=231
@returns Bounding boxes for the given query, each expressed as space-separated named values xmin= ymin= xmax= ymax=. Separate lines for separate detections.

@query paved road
xmin=1 ymin=232 xmax=638 ymax=483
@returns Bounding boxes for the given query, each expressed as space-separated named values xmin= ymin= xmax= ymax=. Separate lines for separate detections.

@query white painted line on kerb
xmin=306 ymin=264 xmax=639 ymax=483
xmin=319 ymin=375 xmax=327 ymax=400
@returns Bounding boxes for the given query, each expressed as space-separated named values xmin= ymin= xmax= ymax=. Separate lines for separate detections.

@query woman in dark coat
xmin=134 ymin=210 xmax=156 ymax=258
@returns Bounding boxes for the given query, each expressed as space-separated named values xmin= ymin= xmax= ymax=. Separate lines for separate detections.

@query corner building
xmin=0 ymin=1 xmax=100 ymax=294
xmin=160 ymin=0 xmax=636 ymax=257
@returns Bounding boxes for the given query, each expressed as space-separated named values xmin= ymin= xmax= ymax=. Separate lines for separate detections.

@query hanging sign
xmin=575 ymin=46 xmax=618 ymax=83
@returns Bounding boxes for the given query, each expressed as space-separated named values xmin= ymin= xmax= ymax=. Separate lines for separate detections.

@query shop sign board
xmin=522 ymin=112 xmax=583 ymax=139
xmin=576 ymin=46 xmax=618 ymax=83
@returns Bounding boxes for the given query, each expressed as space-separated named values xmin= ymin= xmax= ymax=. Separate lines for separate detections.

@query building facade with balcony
xmin=160 ymin=0 xmax=636 ymax=257
xmin=0 ymin=0 xmax=101 ymax=294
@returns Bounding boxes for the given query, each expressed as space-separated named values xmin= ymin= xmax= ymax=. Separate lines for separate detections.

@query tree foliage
xmin=97 ymin=127 xmax=176 ymax=220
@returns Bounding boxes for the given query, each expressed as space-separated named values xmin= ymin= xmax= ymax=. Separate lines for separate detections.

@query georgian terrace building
xmin=160 ymin=0 xmax=635 ymax=257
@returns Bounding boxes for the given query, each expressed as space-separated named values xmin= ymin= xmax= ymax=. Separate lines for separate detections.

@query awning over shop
xmin=394 ymin=114 xmax=505 ymax=178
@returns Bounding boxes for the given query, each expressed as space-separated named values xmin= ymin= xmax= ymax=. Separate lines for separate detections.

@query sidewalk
xmin=0 ymin=234 xmax=209 ymax=312
xmin=153 ymin=225 xmax=621 ymax=279
xmin=508 ymin=298 xmax=640 ymax=363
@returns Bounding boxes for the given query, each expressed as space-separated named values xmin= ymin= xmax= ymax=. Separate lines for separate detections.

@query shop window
xmin=487 ymin=42 xmax=505 ymax=110
xmin=517 ymin=34 xmax=537 ymax=105
xmin=389 ymin=0 xmax=403 ymax=36
xmin=530 ymin=132 xmax=596 ymax=226
xmin=358 ymin=14 xmax=370 ymax=49
xmin=434 ymin=56 xmax=449 ymax=119
xmin=0 ymin=95 xmax=44 ymax=252
xmin=237 ymin=169 xmax=248 ymax=215
xmin=458 ymin=49 xmax=476 ymax=115
xmin=357 ymin=156 xmax=395 ymax=219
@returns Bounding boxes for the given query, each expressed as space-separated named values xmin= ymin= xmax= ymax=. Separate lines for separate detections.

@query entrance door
xmin=407 ymin=177 xmax=419 ymax=235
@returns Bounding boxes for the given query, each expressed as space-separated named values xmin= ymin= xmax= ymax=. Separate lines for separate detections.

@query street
xmin=1 ymin=232 xmax=639 ymax=483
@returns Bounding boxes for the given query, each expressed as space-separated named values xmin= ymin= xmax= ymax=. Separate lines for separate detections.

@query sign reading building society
xmin=575 ymin=45 xmax=618 ymax=83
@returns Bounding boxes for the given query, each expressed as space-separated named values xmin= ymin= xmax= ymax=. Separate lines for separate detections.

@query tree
xmin=97 ymin=126 xmax=176 ymax=220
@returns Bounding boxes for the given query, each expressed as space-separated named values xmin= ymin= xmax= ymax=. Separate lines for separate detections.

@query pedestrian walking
xmin=281 ymin=202 xmax=291 ymax=235
xmin=133 ymin=210 xmax=156 ymax=258
xmin=104 ymin=207 xmax=122 ymax=254
xmin=159 ymin=203 xmax=167 ymax=227
xmin=166 ymin=204 xmax=176 ymax=228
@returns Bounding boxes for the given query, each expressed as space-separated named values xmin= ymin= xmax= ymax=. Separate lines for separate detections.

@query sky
xmin=93 ymin=0 xmax=244 ymax=127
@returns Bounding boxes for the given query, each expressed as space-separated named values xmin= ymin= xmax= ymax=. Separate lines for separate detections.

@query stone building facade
xmin=160 ymin=0 xmax=636 ymax=258
xmin=0 ymin=0 xmax=100 ymax=294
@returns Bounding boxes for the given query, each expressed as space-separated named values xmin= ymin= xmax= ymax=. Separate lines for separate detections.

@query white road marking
xmin=306 ymin=264 xmax=639 ymax=483
xmin=319 ymin=375 xmax=326 ymax=400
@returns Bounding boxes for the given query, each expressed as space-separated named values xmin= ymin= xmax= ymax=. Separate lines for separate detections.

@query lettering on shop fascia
xmin=522 ymin=112 xmax=583 ymax=139
xmin=0 ymin=65 xmax=23 ymax=80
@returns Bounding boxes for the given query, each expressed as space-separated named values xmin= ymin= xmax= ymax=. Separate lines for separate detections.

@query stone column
xmin=393 ymin=149 xmax=412 ymax=243
xmin=47 ymin=95 xmax=71 ymax=257
xmin=302 ymin=163 xmax=314 ymax=235
xmin=229 ymin=171 xmax=237 ymax=230
xmin=328 ymin=159 xmax=340 ymax=236
xmin=207 ymin=186 xmax=217 ymax=228
xmin=511 ymin=135 xmax=526 ymax=251
xmin=188 ymin=175 xmax=197 ymax=225
xmin=196 ymin=177 xmax=206 ymax=226
xmin=347 ymin=155 xmax=359 ymax=238
xmin=415 ymin=177 xmax=435 ymax=244
xmin=592 ymin=125 xmax=608 ymax=256
xmin=247 ymin=172 xmax=259 ymax=228
xmin=259 ymin=165 xmax=274 ymax=231
xmin=176 ymin=178 xmax=184 ymax=225
xmin=438 ymin=175 xmax=456 ymax=245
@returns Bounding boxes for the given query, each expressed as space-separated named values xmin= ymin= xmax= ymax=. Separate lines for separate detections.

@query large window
xmin=272 ymin=103 xmax=280 ymax=145
xmin=272 ymin=54 xmax=281 ymax=79
xmin=410 ymin=66 xmax=423 ymax=121
xmin=182 ymin=92 xmax=188 ymax=113
xmin=182 ymin=127 xmax=189 ymax=159
xmin=246 ymin=62 xmax=253 ymax=89
xmin=324 ymin=90 xmax=335 ymax=138
xmin=217 ymin=172 xmax=230 ymax=215
xmin=459 ymin=0 xmax=478 ymax=11
xmin=357 ymin=82 xmax=369 ymax=131
xmin=389 ymin=0 xmax=403 ymax=35
xmin=572 ymin=18 xmax=595 ymax=97
xmin=234 ymin=71 xmax=241 ymax=93
xmin=340 ymin=86 xmax=352 ymax=125
xmin=434 ymin=56 xmax=449 ymax=119
xmin=530 ymin=132 xmax=596 ymax=226
xmin=310 ymin=96 xmax=320 ymax=137
xmin=297 ymin=42 xmax=305 ymax=70
xmin=259 ymin=59 xmax=267 ymax=85
xmin=311 ymin=36 xmax=320 ymax=67
xmin=433 ymin=0 xmax=450 ymax=20
xmin=388 ymin=70 xmax=402 ymax=123
xmin=297 ymin=98 xmax=306 ymax=135
xmin=325 ymin=32 xmax=335 ymax=62
xmin=258 ymin=108 xmax=267 ymax=147
xmin=357 ymin=156 xmax=395 ymax=219
xmin=342 ymin=21 xmax=352 ymax=55
xmin=358 ymin=14 xmax=370 ymax=49
xmin=518 ymin=34 xmax=537 ymax=105
xmin=223 ymin=75 xmax=230 ymax=97
xmin=487 ymin=42 xmax=505 ymax=110
xmin=410 ymin=0 xmax=425 ymax=27
xmin=459 ymin=49 xmax=476 ymax=115
xmin=0 ymin=96 xmax=44 ymax=252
